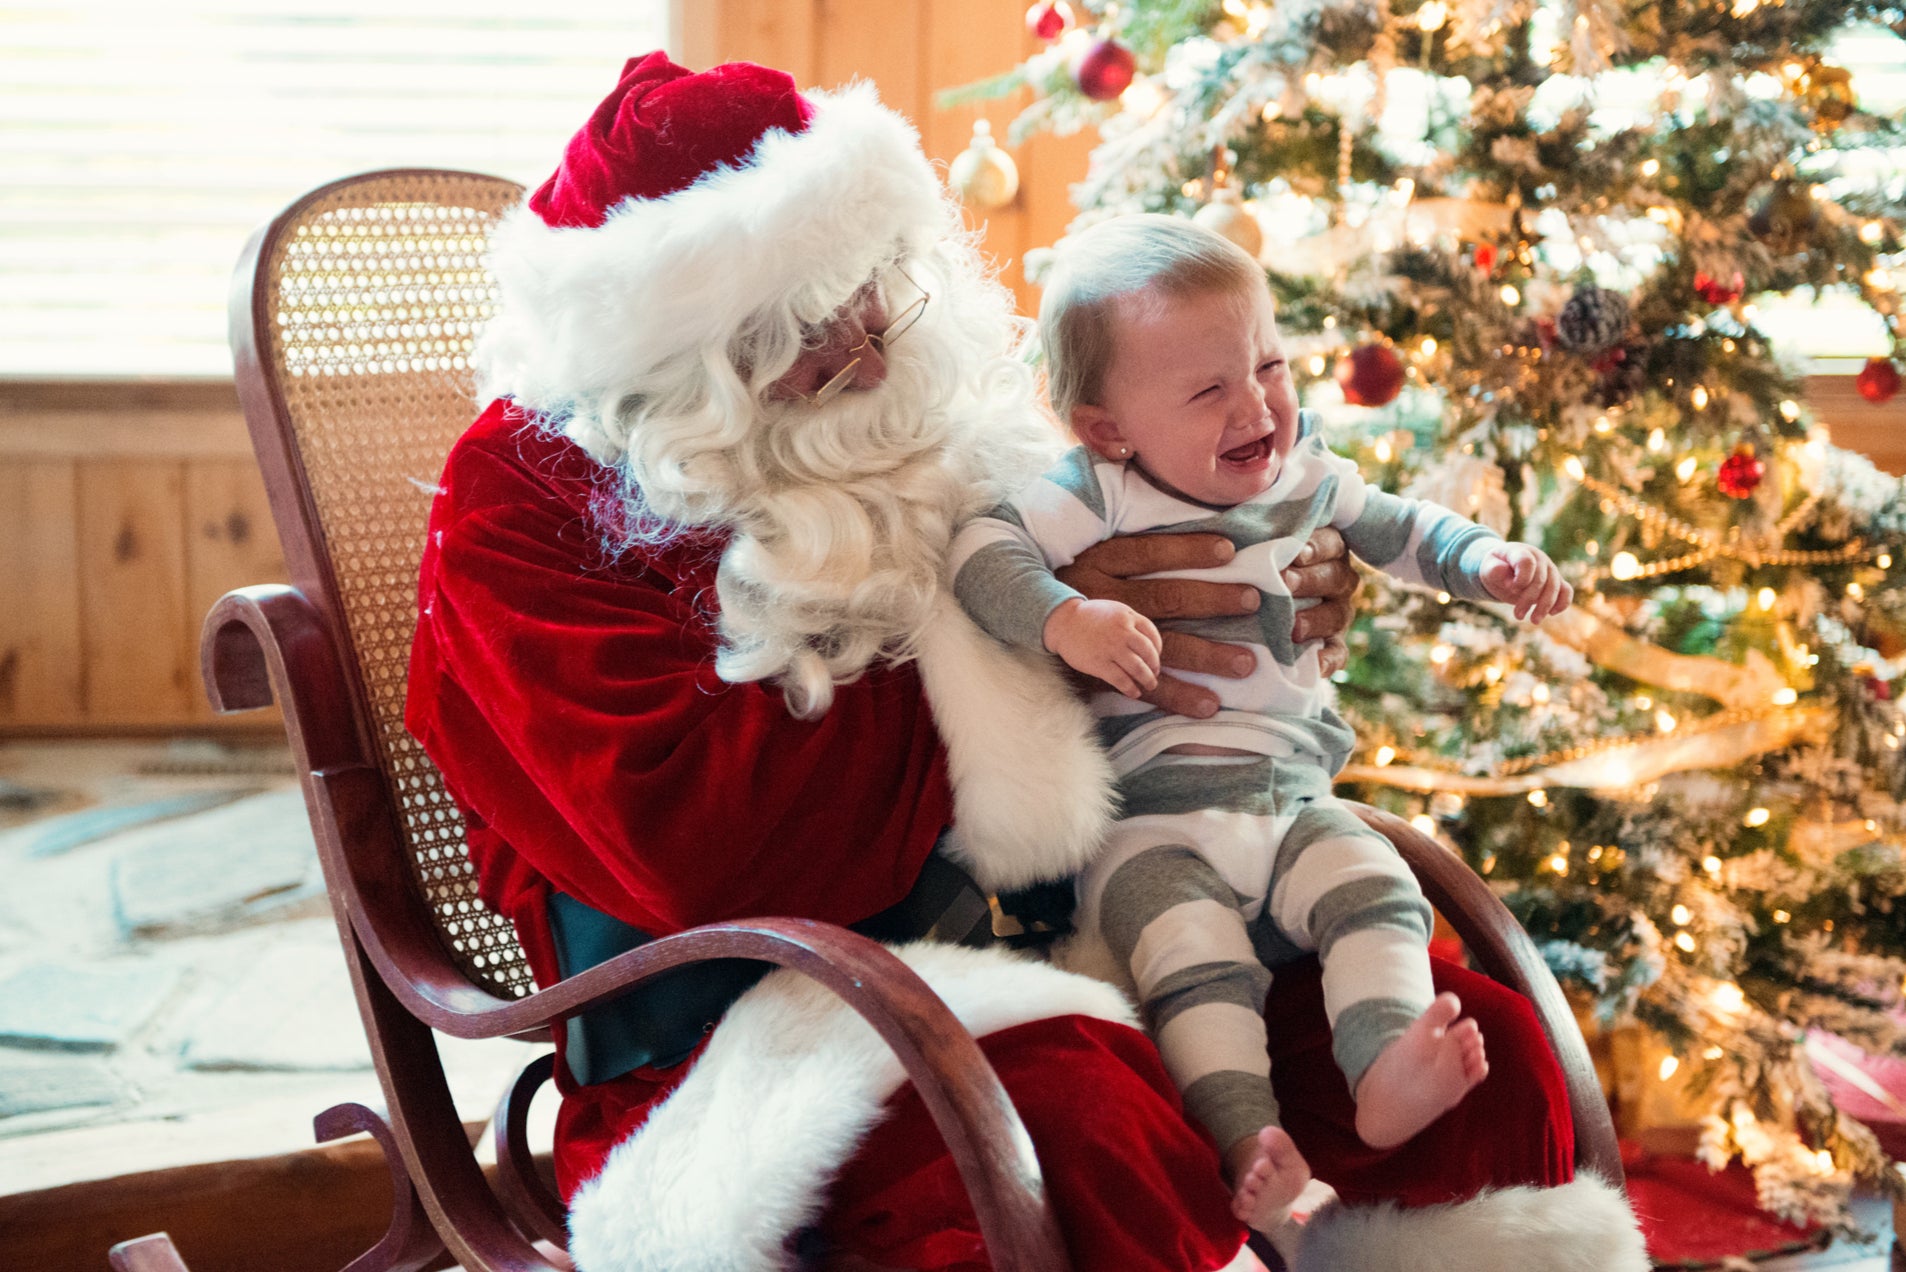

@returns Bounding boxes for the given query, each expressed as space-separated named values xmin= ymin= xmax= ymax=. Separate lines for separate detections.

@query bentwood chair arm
xmin=201 ymin=582 xmax=1072 ymax=1271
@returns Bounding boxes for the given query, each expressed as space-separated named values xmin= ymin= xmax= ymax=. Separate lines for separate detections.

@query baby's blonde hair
xmin=1038 ymin=214 xmax=1266 ymax=425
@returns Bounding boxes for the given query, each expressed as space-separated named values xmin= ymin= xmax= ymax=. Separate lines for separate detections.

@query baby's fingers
xmin=1119 ymin=647 xmax=1161 ymax=693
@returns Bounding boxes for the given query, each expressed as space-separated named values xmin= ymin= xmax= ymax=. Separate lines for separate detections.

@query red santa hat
xmin=474 ymin=53 xmax=953 ymax=423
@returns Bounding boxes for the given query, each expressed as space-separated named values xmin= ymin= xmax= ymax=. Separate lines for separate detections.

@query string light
xmin=1657 ymin=709 xmax=1679 ymax=733
xmin=1780 ymin=400 xmax=1801 ymax=420
xmin=1374 ymin=745 xmax=1397 ymax=766
xmin=1773 ymin=909 xmax=1791 ymax=923
xmin=1411 ymin=813 xmax=1437 ymax=835
xmin=1675 ymin=931 xmax=1697 ymax=952
xmin=1672 ymin=904 xmax=1692 ymax=925
xmin=1528 ymin=789 xmax=1549 ymax=807
xmin=1659 ymin=1055 xmax=1680 ymax=1080
xmin=1499 ymin=284 xmax=1521 ymax=306
xmin=1569 ymin=470 xmax=1875 ymax=578
xmin=1757 ymin=587 xmax=1777 ymax=610
xmin=1744 ymin=807 xmax=1770 ymax=827
xmin=1703 ymin=854 xmax=1723 ymax=874
xmin=1772 ymin=687 xmax=1797 ymax=705
xmin=1417 ymin=0 xmax=1449 ymax=30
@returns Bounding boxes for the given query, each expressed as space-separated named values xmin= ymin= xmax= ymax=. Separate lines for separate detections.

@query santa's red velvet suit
xmin=405 ymin=52 xmax=1648 ymax=1272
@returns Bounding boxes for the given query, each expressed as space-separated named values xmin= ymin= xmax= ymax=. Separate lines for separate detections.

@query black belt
xmin=548 ymin=847 xmax=996 ymax=1086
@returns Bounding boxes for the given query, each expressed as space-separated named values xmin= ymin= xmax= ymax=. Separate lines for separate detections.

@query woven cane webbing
xmin=263 ymin=171 xmax=533 ymax=998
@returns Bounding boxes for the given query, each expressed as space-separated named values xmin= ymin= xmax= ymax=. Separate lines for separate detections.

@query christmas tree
xmin=958 ymin=0 xmax=1906 ymax=1230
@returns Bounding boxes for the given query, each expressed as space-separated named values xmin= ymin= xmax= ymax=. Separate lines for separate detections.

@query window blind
xmin=1 ymin=1 xmax=673 ymax=378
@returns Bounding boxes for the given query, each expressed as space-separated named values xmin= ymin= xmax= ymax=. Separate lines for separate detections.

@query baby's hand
xmin=1479 ymin=543 xmax=1573 ymax=622
xmin=1044 ymin=598 xmax=1164 ymax=698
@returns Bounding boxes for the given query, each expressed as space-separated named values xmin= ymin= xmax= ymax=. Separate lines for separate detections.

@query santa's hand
xmin=1044 ymin=598 xmax=1164 ymax=699
xmin=1479 ymin=543 xmax=1573 ymax=622
xmin=1284 ymin=526 xmax=1360 ymax=678
xmin=1059 ymin=532 xmax=1255 ymax=717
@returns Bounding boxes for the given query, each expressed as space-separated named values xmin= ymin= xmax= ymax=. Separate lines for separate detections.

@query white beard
xmin=621 ymin=329 xmax=1056 ymax=718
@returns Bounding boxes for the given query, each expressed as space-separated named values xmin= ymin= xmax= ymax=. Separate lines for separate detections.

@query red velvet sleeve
xmin=408 ymin=409 xmax=953 ymax=936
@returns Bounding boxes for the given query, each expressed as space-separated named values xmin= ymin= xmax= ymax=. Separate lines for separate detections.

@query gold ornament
xmin=1797 ymin=62 xmax=1856 ymax=133
xmin=948 ymin=120 xmax=1019 ymax=210
xmin=1192 ymin=185 xmax=1263 ymax=258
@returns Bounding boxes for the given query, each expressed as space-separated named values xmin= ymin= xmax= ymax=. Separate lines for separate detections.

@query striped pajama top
xmin=947 ymin=412 xmax=1503 ymax=777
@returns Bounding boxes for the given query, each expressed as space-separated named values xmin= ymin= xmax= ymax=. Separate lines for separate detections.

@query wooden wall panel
xmin=0 ymin=461 xmax=83 ymax=726
xmin=717 ymin=0 xmax=820 ymax=87
xmin=922 ymin=0 xmax=1034 ymax=310
xmin=815 ymin=0 xmax=925 ymax=121
xmin=711 ymin=0 xmax=1090 ymax=318
xmin=75 ymin=461 xmax=197 ymax=726
xmin=184 ymin=462 xmax=289 ymax=723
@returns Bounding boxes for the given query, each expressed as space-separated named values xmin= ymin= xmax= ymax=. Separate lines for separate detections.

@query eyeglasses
xmin=800 ymin=269 xmax=930 ymax=406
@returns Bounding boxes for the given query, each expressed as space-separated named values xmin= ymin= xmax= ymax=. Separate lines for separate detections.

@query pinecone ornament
xmin=1557 ymin=287 xmax=1630 ymax=354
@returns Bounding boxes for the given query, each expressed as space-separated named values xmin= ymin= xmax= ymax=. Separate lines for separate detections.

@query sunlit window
xmin=2 ymin=1 xmax=674 ymax=379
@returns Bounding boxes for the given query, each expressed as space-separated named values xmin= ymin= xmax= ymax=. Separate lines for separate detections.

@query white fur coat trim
xmin=1293 ymin=1172 xmax=1650 ymax=1272
xmin=474 ymin=82 xmax=950 ymax=442
xmin=913 ymin=592 xmax=1119 ymax=893
xmin=565 ymin=942 xmax=1136 ymax=1272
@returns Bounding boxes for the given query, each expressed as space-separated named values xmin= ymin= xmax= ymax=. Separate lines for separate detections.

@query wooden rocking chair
xmin=110 ymin=168 xmax=1621 ymax=1272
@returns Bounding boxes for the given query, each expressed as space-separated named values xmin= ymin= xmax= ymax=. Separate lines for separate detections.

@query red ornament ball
xmin=1868 ymin=677 xmax=1894 ymax=701
xmin=1336 ymin=344 xmax=1406 ymax=407
xmin=1717 ymin=448 xmax=1765 ymax=500
xmin=1473 ymin=242 xmax=1498 ymax=273
xmin=1693 ymin=270 xmax=1745 ymax=306
xmin=1025 ymin=0 xmax=1074 ymax=41
xmin=1857 ymin=358 xmax=1901 ymax=404
xmin=1075 ymin=37 xmax=1136 ymax=101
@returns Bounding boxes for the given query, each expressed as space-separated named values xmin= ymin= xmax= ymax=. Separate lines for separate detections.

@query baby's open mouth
xmin=1221 ymin=436 xmax=1272 ymax=464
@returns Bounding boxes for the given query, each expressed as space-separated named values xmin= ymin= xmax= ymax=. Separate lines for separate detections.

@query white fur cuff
xmin=1293 ymin=1172 xmax=1650 ymax=1272
xmin=914 ymin=594 xmax=1118 ymax=893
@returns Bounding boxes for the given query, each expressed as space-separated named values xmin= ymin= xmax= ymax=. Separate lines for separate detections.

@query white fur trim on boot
xmin=565 ymin=942 xmax=1136 ymax=1272
xmin=914 ymin=593 xmax=1118 ymax=893
xmin=1292 ymin=1172 xmax=1649 ymax=1272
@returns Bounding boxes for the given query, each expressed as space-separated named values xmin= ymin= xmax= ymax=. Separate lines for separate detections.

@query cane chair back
xmin=230 ymin=169 xmax=532 ymax=999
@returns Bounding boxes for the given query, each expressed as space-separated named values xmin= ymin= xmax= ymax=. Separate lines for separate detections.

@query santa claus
xmin=405 ymin=51 xmax=1647 ymax=1272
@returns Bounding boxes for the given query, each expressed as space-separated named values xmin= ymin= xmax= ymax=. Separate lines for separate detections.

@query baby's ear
xmin=1071 ymin=403 xmax=1129 ymax=460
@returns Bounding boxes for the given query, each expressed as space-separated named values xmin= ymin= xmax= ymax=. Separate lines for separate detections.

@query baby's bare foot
xmin=1225 ymin=1125 xmax=1311 ymax=1235
xmin=1353 ymin=992 xmax=1488 ymax=1149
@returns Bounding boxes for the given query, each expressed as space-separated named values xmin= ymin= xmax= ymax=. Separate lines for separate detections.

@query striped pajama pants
xmin=1077 ymin=753 xmax=1434 ymax=1156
